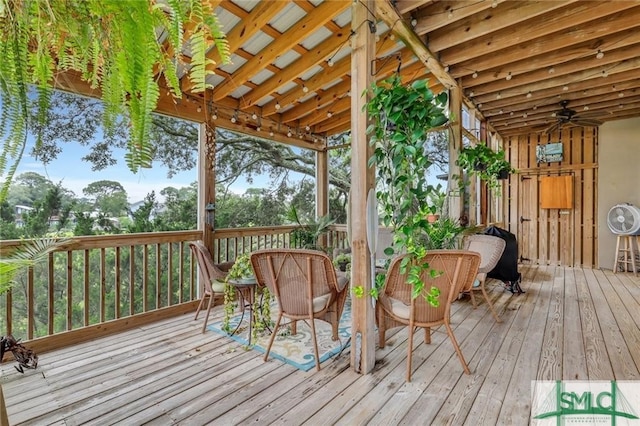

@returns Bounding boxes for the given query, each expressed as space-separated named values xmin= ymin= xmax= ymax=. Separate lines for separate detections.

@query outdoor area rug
xmin=208 ymin=299 xmax=351 ymax=372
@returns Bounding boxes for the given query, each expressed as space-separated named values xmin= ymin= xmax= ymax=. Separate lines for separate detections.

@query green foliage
xmin=419 ymin=217 xmax=465 ymax=250
xmin=0 ymin=0 xmax=229 ymax=202
xmin=456 ymin=143 xmax=516 ymax=191
xmin=287 ymin=205 xmax=335 ymax=250
xmin=366 ymin=75 xmax=449 ymax=302
xmin=427 ymin=183 xmax=447 ymax=216
xmin=126 ymin=192 xmax=158 ymax=233
xmin=226 ymin=254 xmax=254 ymax=280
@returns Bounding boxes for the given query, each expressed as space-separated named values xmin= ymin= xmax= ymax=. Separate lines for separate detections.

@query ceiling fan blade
xmin=572 ymin=118 xmax=603 ymax=126
xmin=544 ymin=121 xmax=561 ymax=134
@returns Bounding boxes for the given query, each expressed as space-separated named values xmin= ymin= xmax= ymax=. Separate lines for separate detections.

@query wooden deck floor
xmin=2 ymin=265 xmax=640 ymax=425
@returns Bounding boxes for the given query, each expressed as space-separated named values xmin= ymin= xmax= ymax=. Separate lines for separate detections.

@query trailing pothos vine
xmin=0 ymin=0 xmax=230 ymax=202
xmin=364 ymin=75 xmax=450 ymax=304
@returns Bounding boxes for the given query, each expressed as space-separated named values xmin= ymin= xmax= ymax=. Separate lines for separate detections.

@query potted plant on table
xmin=222 ymin=253 xmax=272 ymax=343
xmin=333 ymin=252 xmax=351 ymax=272
xmin=426 ymin=184 xmax=447 ymax=223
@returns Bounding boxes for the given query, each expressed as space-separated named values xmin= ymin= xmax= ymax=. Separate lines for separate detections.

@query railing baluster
xmin=179 ymin=242 xmax=184 ymax=304
xmin=84 ymin=250 xmax=89 ymax=326
xmin=129 ymin=245 xmax=135 ymax=317
xmin=100 ymin=248 xmax=106 ymax=323
xmin=67 ymin=251 xmax=72 ymax=330
xmin=168 ymin=242 xmax=173 ymax=307
xmin=143 ymin=245 xmax=149 ymax=312
xmin=48 ymin=252 xmax=54 ymax=336
xmin=115 ymin=246 xmax=121 ymax=319
xmin=156 ymin=243 xmax=161 ymax=310
xmin=27 ymin=266 xmax=34 ymax=340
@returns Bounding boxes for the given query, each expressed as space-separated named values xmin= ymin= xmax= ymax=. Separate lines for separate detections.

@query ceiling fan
xmin=543 ymin=100 xmax=603 ymax=134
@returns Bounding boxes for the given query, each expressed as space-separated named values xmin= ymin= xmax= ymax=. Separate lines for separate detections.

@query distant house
xmin=128 ymin=200 xmax=165 ymax=220
xmin=14 ymin=204 xmax=33 ymax=228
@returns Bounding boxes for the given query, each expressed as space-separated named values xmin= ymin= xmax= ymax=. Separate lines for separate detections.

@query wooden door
xmin=517 ymin=173 xmax=575 ymax=266
xmin=518 ymin=174 xmax=536 ymax=264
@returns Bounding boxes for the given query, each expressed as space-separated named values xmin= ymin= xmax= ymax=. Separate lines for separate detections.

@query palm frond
xmin=0 ymin=238 xmax=75 ymax=294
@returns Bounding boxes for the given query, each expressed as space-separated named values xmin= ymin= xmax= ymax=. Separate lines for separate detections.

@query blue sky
xmin=14 ymin=139 xmax=196 ymax=203
xmin=14 ymin=138 xmax=267 ymax=203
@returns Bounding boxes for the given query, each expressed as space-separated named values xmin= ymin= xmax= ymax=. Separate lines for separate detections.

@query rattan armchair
xmin=376 ymin=250 xmax=480 ymax=381
xmin=250 ymin=248 xmax=349 ymax=371
xmin=463 ymin=234 xmax=506 ymax=322
xmin=189 ymin=241 xmax=234 ymax=333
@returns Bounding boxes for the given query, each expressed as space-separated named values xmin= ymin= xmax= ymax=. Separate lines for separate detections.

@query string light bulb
xmin=275 ymin=102 xmax=281 ymax=110
xmin=496 ymin=92 xmax=502 ymax=99
xmin=602 ymin=70 xmax=609 ymax=78
xmin=305 ymin=125 xmax=310 ymax=131
xmin=506 ymin=72 xmax=512 ymax=81
xmin=269 ymin=129 xmax=274 ymax=137
xmin=472 ymin=71 xmax=478 ymax=78
xmin=444 ymin=65 xmax=450 ymax=72
xmin=287 ymin=128 xmax=292 ymax=137
xmin=197 ymin=105 xmax=202 ymax=112
xmin=212 ymin=110 xmax=218 ymax=120
xmin=327 ymin=111 xmax=333 ymax=118
xmin=596 ymin=49 xmax=604 ymax=59
xmin=447 ymin=9 xmax=453 ymax=19
xmin=302 ymin=85 xmax=309 ymax=93
xmin=252 ymin=113 xmax=258 ymax=120
xmin=526 ymin=91 xmax=532 ymax=98
xmin=327 ymin=58 xmax=334 ymax=67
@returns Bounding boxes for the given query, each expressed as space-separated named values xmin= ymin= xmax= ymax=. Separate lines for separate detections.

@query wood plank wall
xmin=504 ymin=127 xmax=598 ymax=267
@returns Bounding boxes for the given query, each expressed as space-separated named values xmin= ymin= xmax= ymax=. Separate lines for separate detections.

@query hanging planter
xmin=456 ymin=144 xmax=516 ymax=191
xmin=496 ymin=168 xmax=510 ymax=180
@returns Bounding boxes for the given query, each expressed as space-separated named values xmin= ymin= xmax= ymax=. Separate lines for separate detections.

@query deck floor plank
xmin=2 ymin=266 xmax=640 ymax=426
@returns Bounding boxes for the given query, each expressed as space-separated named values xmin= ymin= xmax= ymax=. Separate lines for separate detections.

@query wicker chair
xmin=463 ymin=234 xmax=506 ymax=322
xmin=376 ymin=250 xmax=480 ymax=381
xmin=189 ymin=241 xmax=234 ymax=333
xmin=250 ymin=248 xmax=349 ymax=371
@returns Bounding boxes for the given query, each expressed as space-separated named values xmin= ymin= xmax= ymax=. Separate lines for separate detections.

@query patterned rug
xmin=208 ymin=299 xmax=351 ymax=372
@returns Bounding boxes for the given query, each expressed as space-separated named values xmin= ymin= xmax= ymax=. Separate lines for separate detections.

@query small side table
xmin=227 ymin=278 xmax=259 ymax=343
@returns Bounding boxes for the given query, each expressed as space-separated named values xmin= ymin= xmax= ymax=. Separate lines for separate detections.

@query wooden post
xmin=448 ymin=87 xmax=464 ymax=223
xmin=316 ymin=149 xmax=329 ymax=249
xmin=350 ymin=0 xmax=376 ymax=374
xmin=199 ymin=122 xmax=216 ymax=258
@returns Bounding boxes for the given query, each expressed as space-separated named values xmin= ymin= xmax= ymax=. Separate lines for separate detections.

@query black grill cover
xmin=483 ymin=225 xmax=520 ymax=283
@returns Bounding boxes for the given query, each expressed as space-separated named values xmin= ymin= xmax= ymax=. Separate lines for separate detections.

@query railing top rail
xmin=0 ymin=230 xmax=203 ymax=253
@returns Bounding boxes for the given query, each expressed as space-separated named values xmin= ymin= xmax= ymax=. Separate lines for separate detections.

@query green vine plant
xmin=221 ymin=252 xmax=272 ymax=344
xmin=366 ymin=75 xmax=449 ymax=303
xmin=0 ymin=0 xmax=230 ymax=202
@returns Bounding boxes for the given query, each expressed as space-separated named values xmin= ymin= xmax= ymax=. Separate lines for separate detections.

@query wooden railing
xmin=0 ymin=225 xmax=350 ymax=349
xmin=0 ymin=231 xmax=201 ymax=342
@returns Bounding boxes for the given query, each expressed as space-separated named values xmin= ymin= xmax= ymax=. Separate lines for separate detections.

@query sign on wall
xmin=536 ymin=142 xmax=563 ymax=163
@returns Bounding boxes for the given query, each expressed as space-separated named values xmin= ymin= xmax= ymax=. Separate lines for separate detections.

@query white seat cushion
xmin=313 ymin=293 xmax=332 ymax=312
xmin=388 ymin=297 xmax=410 ymax=320
xmin=211 ymin=279 xmax=226 ymax=293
